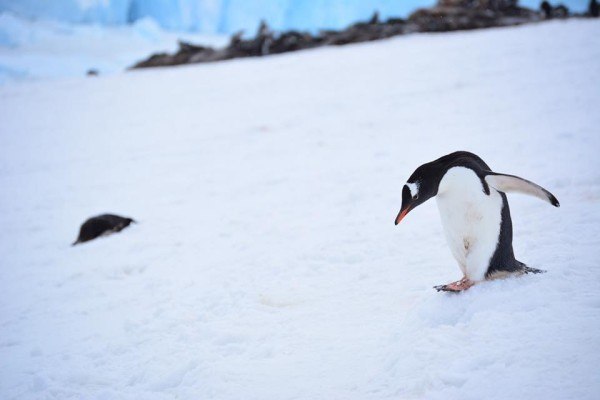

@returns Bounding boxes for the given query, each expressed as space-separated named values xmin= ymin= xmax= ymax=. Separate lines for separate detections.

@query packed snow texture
xmin=1 ymin=19 xmax=599 ymax=400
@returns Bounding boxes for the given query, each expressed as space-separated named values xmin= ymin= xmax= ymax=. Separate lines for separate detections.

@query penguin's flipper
xmin=484 ymin=172 xmax=560 ymax=207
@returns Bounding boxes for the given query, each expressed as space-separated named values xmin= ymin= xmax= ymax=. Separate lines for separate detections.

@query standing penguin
xmin=395 ymin=151 xmax=559 ymax=292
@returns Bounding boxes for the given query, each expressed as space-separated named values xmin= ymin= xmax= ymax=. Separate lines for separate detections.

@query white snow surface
xmin=1 ymin=19 xmax=599 ymax=400
xmin=0 ymin=13 xmax=228 ymax=83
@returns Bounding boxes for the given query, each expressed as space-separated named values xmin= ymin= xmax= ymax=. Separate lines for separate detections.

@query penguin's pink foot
xmin=434 ymin=277 xmax=474 ymax=292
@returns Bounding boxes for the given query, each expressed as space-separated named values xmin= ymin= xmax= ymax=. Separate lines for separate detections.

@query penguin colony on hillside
xmin=395 ymin=151 xmax=559 ymax=292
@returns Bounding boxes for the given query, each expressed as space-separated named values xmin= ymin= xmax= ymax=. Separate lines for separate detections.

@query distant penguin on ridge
xmin=72 ymin=214 xmax=136 ymax=246
xmin=394 ymin=151 xmax=559 ymax=292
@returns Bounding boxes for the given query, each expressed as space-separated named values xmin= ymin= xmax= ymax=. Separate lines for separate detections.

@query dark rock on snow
xmin=540 ymin=1 xmax=570 ymax=18
xmin=72 ymin=214 xmax=135 ymax=246
xmin=130 ymin=12 xmax=407 ymax=69
xmin=130 ymin=0 xmax=590 ymax=70
xmin=408 ymin=0 xmax=538 ymax=32
xmin=590 ymin=0 xmax=600 ymax=17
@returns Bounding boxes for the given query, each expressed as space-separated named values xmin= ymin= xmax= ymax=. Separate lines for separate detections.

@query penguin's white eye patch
xmin=406 ymin=182 xmax=420 ymax=199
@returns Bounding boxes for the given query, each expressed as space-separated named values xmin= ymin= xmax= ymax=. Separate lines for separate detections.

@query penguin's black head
xmin=395 ymin=164 xmax=439 ymax=225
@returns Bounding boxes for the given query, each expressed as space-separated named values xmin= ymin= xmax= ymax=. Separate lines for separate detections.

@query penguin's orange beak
xmin=395 ymin=206 xmax=411 ymax=225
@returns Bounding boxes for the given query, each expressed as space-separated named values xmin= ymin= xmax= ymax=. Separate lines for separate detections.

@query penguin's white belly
xmin=436 ymin=167 xmax=503 ymax=281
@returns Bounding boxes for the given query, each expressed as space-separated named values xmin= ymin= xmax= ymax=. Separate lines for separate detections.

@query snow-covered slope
xmin=1 ymin=20 xmax=599 ymax=400
xmin=0 ymin=13 xmax=228 ymax=83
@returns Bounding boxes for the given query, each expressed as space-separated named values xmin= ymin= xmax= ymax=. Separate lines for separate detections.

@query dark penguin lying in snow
xmin=72 ymin=214 xmax=135 ymax=245
xmin=395 ymin=151 xmax=559 ymax=292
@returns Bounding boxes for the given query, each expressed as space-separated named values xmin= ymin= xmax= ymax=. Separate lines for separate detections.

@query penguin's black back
xmin=486 ymin=192 xmax=524 ymax=276
xmin=73 ymin=214 xmax=135 ymax=245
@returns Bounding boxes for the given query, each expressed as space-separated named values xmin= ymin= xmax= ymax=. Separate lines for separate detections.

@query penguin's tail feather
xmin=516 ymin=261 xmax=546 ymax=274
xmin=487 ymin=262 xmax=546 ymax=280
xmin=521 ymin=265 xmax=546 ymax=274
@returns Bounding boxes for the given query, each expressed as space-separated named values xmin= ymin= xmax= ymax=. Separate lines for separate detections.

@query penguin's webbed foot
xmin=434 ymin=277 xmax=474 ymax=293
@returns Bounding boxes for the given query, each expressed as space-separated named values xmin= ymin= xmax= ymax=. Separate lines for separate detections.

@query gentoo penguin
xmin=395 ymin=151 xmax=559 ymax=292
xmin=72 ymin=214 xmax=135 ymax=246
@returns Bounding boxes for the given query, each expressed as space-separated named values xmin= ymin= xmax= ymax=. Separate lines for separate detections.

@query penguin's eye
xmin=413 ymin=194 xmax=419 ymax=200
